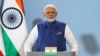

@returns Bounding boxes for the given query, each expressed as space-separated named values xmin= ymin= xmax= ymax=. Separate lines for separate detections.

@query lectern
xmin=26 ymin=47 xmax=75 ymax=56
xmin=26 ymin=52 xmax=75 ymax=56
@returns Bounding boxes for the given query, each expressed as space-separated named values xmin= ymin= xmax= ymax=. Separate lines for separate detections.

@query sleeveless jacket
xmin=37 ymin=20 xmax=66 ymax=51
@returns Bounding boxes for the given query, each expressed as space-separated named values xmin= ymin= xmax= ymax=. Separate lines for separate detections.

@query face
xmin=44 ymin=7 xmax=57 ymax=22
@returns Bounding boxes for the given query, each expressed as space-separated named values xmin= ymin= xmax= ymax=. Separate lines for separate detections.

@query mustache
xmin=49 ymin=17 xmax=55 ymax=19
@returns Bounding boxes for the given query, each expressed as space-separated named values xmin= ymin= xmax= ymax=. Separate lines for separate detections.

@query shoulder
xmin=37 ymin=21 xmax=46 ymax=25
xmin=37 ymin=21 xmax=47 ymax=28
xmin=56 ymin=21 xmax=67 ymax=26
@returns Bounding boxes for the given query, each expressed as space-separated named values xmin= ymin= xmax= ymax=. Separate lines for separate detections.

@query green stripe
xmin=45 ymin=52 xmax=57 ymax=56
xmin=1 ymin=26 xmax=20 ymax=56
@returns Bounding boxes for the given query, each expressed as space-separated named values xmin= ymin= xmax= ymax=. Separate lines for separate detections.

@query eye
xmin=52 ymin=12 xmax=55 ymax=14
xmin=46 ymin=12 xmax=50 ymax=14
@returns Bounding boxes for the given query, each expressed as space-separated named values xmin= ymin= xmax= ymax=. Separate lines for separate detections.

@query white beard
xmin=45 ymin=17 xmax=56 ymax=22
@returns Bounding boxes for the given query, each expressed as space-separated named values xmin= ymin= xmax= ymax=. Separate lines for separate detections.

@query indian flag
xmin=0 ymin=50 xmax=4 ymax=56
xmin=45 ymin=47 xmax=57 ymax=56
xmin=0 ymin=0 xmax=28 ymax=56
xmin=0 ymin=25 xmax=5 ymax=56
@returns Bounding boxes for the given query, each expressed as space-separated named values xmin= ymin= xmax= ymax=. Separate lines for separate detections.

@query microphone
xmin=45 ymin=26 xmax=48 ymax=29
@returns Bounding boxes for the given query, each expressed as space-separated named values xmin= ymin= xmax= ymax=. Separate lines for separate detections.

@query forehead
xmin=45 ymin=7 xmax=56 ymax=12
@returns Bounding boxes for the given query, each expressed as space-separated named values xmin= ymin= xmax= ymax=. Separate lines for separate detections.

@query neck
xmin=46 ymin=20 xmax=56 ymax=24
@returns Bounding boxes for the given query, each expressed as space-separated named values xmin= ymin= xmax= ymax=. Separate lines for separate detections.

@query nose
xmin=49 ymin=12 xmax=55 ymax=16
xmin=49 ymin=12 xmax=53 ymax=15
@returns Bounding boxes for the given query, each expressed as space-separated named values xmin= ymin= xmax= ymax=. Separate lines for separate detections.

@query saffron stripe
xmin=16 ymin=0 xmax=25 ymax=15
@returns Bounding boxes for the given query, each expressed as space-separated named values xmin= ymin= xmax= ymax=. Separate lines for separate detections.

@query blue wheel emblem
xmin=1 ymin=7 xmax=23 ymax=29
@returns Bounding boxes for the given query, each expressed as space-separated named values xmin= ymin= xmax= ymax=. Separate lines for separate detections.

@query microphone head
xmin=45 ymin=26 xmax=48 ymax=29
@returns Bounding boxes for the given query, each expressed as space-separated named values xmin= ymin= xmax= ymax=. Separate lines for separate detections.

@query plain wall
xmin=0 ymin=0 xmax=100 ymax=56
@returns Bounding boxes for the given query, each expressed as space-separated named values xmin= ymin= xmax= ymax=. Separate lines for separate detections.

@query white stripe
xmin=45 ymin=50 xmax=57 ymax=52
xmin=1 ymin=0 xmax=28 ymax=56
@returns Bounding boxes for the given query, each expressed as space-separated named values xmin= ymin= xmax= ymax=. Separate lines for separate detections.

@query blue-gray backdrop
xmin=0 ymin=0 xmax=100 ymax=56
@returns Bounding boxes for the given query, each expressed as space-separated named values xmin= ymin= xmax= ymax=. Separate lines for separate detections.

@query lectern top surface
xmin=26 ymin=52 xmax=75 ymax=56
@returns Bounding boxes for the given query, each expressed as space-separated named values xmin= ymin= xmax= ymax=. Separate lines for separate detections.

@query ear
xmin=56 ymin=12 xmax=58 ymax=16
xmin=43 ymin=13 xmax=45 ymax=17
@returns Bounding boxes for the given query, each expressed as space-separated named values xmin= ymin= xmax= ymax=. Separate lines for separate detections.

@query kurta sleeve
xmin=64 ymin=25 xmax=78 ymax=54
xmin=24 ymin=25 xmax=38 ymax=55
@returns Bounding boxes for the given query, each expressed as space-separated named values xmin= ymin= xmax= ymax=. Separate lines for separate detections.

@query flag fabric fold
xmin=1 ymin=0 xmax=28 ymax=56
xmin=0 ymin=26 xmax=4 ymax=56
xmin=0 ymin=50 xmax=4 ymax=56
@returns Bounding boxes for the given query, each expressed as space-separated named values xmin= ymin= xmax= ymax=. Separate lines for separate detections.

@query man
xmin=24 ymin=4 xmax=78 ymax=55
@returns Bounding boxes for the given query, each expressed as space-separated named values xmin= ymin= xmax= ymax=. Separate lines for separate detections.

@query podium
xmin=26 ymin=52 xmax=75 ymax=56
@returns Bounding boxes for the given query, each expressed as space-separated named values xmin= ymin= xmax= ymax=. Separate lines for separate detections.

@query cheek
xmin=45 ymin=15 xmax=49 ymax=18
xmin=46 ymin=15 xmax=49 ymax=17
xmin=54 ymin=14 xmax=57 ymax=17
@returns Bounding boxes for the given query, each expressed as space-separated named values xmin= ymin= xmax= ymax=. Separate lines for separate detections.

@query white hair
xmin=44 ymin=4 xmax=57 ymax=13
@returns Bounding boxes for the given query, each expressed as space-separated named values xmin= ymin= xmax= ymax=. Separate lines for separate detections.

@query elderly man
xmin=24 ymin=4 xmax=78 ymax=55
